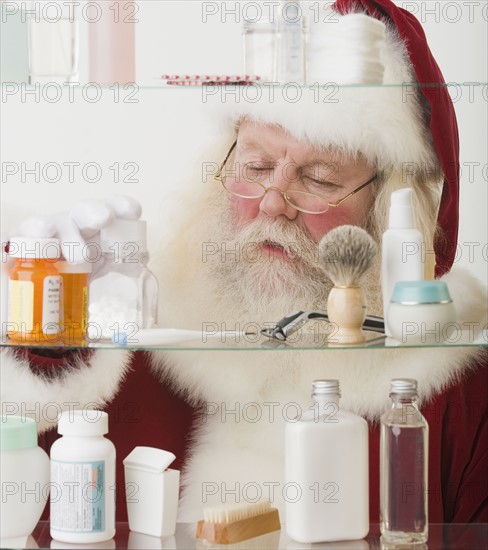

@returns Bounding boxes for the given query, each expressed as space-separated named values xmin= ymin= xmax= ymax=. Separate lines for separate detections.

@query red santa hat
xmin=334 ymin=0 xmax=459 ymax=277
xmin=214 ymin=0 xmax=459 ymax=277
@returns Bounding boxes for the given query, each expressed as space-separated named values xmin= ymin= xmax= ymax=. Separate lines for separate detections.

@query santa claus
xmin=1 ymin=0 xmax=487 ymax=528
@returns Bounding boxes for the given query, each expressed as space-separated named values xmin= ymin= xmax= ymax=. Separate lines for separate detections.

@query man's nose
xmin=259 ymin=163 xmax=299 ymax=220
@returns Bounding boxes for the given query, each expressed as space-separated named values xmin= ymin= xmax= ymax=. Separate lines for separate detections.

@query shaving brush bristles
xmin=318 ymin=225 xmax=377 ymax=286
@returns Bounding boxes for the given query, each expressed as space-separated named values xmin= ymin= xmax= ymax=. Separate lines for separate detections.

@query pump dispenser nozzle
xmin=389 ymin=188 xmax=415 ymax=229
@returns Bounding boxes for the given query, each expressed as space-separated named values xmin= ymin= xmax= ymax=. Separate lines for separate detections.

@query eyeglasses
xmin=215 ymin=140 xmax=378 ymax=215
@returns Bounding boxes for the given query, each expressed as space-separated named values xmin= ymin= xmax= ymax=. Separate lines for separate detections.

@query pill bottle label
xmin=82 ymin=285 xmax=88 ymax=331
xmin=8 ymin=280 xmax=34 ymax=331
xmin=51 ymin=460 xmax=106 ymax=533
xmin=42 ymin=276 xmax=61 ymax=333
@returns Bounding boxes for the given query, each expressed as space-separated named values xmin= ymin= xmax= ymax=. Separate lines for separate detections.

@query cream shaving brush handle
xmin=327 ymin=286 xmax=366 ymax=344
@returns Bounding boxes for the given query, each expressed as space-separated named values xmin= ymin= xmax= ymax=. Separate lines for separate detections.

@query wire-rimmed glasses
xmin=214 ymin=140 xmax=377 ymax=215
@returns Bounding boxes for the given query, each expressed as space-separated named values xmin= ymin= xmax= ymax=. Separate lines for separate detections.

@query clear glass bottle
xmin=380 ymin=379 xmax=429 ymax=545
xmin=242 ymin=16 xmax=277 ymax=81
xmin=277 ymin=0 xmax=306 ymax=84
xmin=88 ymin=219 xmax=158 ymax=341
xmin=285 ymin=380 xmax=369 ymax=543
xmin=27 ymin=0 xmax=79 ymax=84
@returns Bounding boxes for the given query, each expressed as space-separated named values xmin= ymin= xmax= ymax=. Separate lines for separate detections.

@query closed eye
xmin=245 ymin=162 xmax=275 ymax=170
xmin=243 ymin=163 xmax=276 ymax=178
xmin=302 ymin=175 xmax=342 ymax=189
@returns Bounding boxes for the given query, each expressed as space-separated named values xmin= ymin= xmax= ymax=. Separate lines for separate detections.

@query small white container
xmin=388 ymin=281 xmax=457 ymax=344
xmin=0 ymin=416 xmax=50 ymax=545
xmin=123 ymin=447 xmax=179 ymax=538
xmin=50 ymin=410 xmax=116 ymax=544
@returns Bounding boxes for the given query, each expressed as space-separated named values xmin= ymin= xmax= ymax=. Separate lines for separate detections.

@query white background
xmin=1 ymin=1 xmax=487 ymax=283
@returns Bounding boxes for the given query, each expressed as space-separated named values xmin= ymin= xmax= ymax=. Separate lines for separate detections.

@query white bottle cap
xmin=8 ymin=237 xmax=61 ymax=260
xmin=390 ymin=378 xmax=418 ymax=396
xmin=388 ymin=188 xmax=415 ymax=229
xmin=57 ymin=410 xmax=108 ymax=436
xmin=312 ymin=379 xmax=341 ymax=397
xmin=99 ymin=219 xmax=147 ymax=254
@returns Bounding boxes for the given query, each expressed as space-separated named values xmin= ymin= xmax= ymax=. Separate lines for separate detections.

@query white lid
xmin=58 ymin=410 xmax=108 ymax=436
xmin=388 ymin=188 xmax=415 ymax=229
xmin=55 ymin=260 xmax=93 ymax=274
xmin=8 ymin=237 xmax=61 ymax=259
xmin=123 ymin=446 xmax=176 ymax=473
xmin=99 ymin=219 xmax=147 ymax=254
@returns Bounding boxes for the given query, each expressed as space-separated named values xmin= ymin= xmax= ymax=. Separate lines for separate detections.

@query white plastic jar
xmin=387 ymin=281 xmax=456 ymax=345
xmin=0 ymin=416 xmax=50 ymax=545
xmin=50 ymin=410 xmax=116 ymax=544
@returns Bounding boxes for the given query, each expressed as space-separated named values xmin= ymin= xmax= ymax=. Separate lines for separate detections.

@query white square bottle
xmin=285 ymin=380 xmax=369 ymax=543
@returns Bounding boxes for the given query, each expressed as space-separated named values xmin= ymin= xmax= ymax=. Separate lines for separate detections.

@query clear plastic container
xmin=27 ymin=0 xmax=79 ymax=84
xmin=88 ymin=219 xmax=158 ymax=341
xmin=277 ymin=1 xmax=306 ymax=84
xmin=242 ymin=18 xmax=277 ymax=80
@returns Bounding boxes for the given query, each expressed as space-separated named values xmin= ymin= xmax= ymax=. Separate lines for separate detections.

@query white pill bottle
xmin=50 ymin=410 xmax=116 ymax=544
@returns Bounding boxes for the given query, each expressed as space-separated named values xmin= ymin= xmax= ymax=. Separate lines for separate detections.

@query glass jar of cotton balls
xmin=88 ymin=219 xmax=158 ymax=341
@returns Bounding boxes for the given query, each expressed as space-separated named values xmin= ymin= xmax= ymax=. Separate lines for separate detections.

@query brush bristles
xmin=318 ymin=225 xmax=377 ymax=286
xmin=203 ymin=499 xmax=271 ymax=524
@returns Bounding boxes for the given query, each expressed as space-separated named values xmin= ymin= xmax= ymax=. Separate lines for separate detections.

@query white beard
xmin=183 ymin=193 xmax=383 ymax=330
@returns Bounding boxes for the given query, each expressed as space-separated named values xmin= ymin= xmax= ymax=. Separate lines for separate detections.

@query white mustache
xmin=232 ymin=217 xmax=319 ymax=265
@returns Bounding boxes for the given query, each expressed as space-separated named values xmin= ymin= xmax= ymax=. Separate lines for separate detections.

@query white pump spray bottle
xmin=382 ymin=188 xmax=424 ymax=336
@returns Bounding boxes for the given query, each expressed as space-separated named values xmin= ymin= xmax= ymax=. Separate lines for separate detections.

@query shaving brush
xmin=319 ymin=225 xmax=377 ymax=344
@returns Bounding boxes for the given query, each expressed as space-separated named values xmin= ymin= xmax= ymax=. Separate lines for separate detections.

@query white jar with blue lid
xmin=0 ymin=415 xmax=50 ymax=543
xmin=50 ymin=410 xmax=116 ymax=544
xmin=387 ymin=281 xmax=456 ymax=344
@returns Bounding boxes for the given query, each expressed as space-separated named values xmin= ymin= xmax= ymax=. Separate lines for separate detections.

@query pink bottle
xmin=89 ymin=0 xmax=135 ymax=85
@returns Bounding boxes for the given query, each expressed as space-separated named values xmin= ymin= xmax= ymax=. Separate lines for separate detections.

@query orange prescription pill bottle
xmin=7 ymin=237 xmax=62 ymax=343
xmin=55 ymin=261 xmax=92 ymax=345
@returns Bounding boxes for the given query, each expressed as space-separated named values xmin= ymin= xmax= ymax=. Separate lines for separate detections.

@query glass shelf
xmin=26 ymin=521 xmax=488 ymax=550
xmin=1 ymin=330 xmax=486 ymax=352
xmin=2 ymin=81 xmax=487 ymax=90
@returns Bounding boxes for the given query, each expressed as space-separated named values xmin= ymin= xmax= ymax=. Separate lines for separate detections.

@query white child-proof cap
xmin=123 ymin=447 xmax=180 ymax=538
xmin=57 ymin=410 xmax=108 ymax=436
xmin=8 ymin=237 xmax=61 ymax=259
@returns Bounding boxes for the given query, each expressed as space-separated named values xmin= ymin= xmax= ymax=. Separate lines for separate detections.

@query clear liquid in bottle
xmin=380 ymin=379 xmax=428 ymax=545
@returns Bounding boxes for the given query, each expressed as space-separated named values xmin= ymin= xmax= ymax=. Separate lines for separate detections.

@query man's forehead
xmin=237 ymin=124 xmax=364 ymax=167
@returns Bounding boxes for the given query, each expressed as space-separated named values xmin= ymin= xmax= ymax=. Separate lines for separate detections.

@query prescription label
xmin=42 ymin=276 xmax=61 ymax=333
xmin=8 ymin=280 xmax=34 ymax=331
xmin=82 ymin=285 xmax=88 ymax=331
xmin=50 ymin=460 xmax=105 ymax=533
